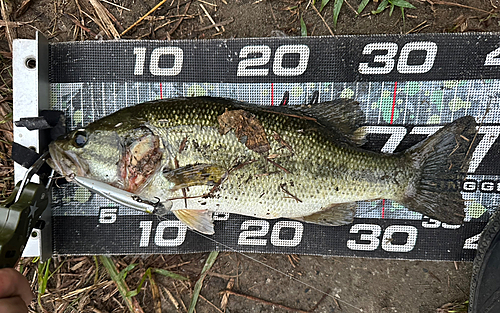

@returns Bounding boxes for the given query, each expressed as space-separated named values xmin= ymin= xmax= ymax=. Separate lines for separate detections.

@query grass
xmin=304 ymin=0 xmax=417 ymax=33
xmin=100 ymin=255 xmax=192 ymax=313
xmin=187 ymin=251 xmax=219 ymax=313
xmin=36 ymin=258 xmax=65 ymax=312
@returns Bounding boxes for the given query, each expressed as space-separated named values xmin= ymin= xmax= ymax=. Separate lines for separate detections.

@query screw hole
xmin=25 ymin=58 xmax=36 ymax=69
xmin=31 ymin=231 xmax=38 ymax=238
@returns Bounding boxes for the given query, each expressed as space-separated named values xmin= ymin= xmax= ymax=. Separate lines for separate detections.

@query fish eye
xmin=73 ymin=130 xmax=87 ymax=148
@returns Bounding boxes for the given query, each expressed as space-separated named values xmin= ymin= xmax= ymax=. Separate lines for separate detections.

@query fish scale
xmin=48 ymin=97 xmax=477 ymax=234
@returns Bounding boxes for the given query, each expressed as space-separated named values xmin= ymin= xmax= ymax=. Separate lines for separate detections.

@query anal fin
xmin=172 ymin=209 xmax=215 ymax=234
xmin=294 ymin=202 xmax=357 ymax=226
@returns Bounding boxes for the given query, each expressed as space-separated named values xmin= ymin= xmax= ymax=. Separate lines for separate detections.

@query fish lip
xmin=48 ymin=142 xmax=89 ymax=179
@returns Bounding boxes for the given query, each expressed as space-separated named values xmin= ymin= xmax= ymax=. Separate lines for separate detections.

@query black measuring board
xmin=49 ymin=33 xmax=500 ymax=261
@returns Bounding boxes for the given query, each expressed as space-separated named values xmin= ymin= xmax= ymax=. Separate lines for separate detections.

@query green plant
xmin=366 ymin=0 xmax=415 ymax=19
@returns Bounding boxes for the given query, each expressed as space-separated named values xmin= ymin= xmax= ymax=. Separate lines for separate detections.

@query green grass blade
xmin=320 ymin=0 xmax=330 ymax=12
xmin=100 ymin=256 xmax=140 ymax=313
xmin=401 ymin=7 xmax=405 ymax=29
xmin=153 ymin=268 xmax=189 ymax=281
xmin=357 ymin=0 xmax=370 ymax=14
xmin=371 ymin=0 xmax=388 ymax=14
xmin=47 ymin=260 xmax=65 ymax=282
xmin=187 ymin=251 xmax=219 ymax=313
xmin=93 ymin=256 xmax=99 ymax=285
xmin=388 ymin=0 xmax=415 ymax=9
xmin=389 ymin=3 xmax=394 ymax=16
xmin=126 ymin=268 xmax=151 ymax=297
xmin=127 ymin=268 xmax=189 ymax=298
xmin=119 ymin=263 xmax=138 ymax=280
xmin=37 ymin=259 xmax=51 ymax=312
xmin=300 ymin=16 xmax=307 ymax=36
xmin=37 ymin=259 xmax=51 ymax=295
xmin=333 ymin=0 xmax=343 ymax=28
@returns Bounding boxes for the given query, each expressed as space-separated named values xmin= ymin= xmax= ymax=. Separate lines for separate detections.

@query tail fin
xmin=398 ymin=116 xmax=477 ymax=224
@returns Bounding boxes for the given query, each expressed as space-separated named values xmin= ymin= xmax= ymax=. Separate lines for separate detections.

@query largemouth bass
xmin=48 ymin=97 xmax=477 ymax=234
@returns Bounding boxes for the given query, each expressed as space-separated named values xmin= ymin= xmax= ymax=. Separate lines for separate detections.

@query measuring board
xmin=15 ymin=33 xmax=500 ymax=261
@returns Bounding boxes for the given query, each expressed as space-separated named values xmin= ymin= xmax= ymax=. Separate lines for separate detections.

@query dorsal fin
xmin=285 ymin=99 xmax=366 ymax=146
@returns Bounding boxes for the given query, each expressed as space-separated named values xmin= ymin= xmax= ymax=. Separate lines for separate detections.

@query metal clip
xmin=0 ymin=152 xmax=52 ymax=268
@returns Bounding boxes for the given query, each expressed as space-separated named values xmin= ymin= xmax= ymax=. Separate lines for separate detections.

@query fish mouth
xmin=48 ymin=142 xmax=89 ymax=180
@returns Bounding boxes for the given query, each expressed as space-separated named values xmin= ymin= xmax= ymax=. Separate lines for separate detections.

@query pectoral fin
xmin=172 ymin=209 xmax=215 ymax=234
xmin=294 ymin=202 xmax=357 ymax=226
xmin=164 ymin=164 xmax=226 ymax=191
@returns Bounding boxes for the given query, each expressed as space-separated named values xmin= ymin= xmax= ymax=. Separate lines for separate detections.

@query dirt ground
xmin=2 ymin=0 xmax=499 ymax=312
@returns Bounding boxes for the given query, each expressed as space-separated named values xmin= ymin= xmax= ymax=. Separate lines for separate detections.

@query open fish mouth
xmin=48 ymin=142 xmax=89 ymax=180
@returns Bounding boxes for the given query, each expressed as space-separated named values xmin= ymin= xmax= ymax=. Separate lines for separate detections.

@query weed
xmin=188 ymin=251 xmax=219 ymax=313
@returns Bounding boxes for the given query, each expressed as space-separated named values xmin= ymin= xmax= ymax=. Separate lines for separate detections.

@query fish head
xmin=48 ymin=128 xmax=124 ymax=185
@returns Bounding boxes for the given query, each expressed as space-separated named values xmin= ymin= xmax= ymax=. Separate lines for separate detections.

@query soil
xmin=2 ymin=0 xmax=498 ymax=312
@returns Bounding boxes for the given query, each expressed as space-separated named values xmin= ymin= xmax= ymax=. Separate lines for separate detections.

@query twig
xmin=154 ymin=19 xmax=177 ymax=32
xmin=0 ymin=20 xmax=30 ymax=27
xmin=179 ymin=136 xmax=189 ymax=153
xmin=196 ymin=17 xmax=233 ymax=31
xmin=343 ymin=0 xmax=358 ymax=15
xmin=54 ymin=281 xmax=113 ymax=300
xmin=73 ymin=0 xmax=84 ymax=39
xmin=220 ymin=290 xmax=309 ymax=313
xmin=81 ymin=8 xmax=104 ymax=39
xmin=0 ymin=0 xmax=13 ymax=53
xmin=269 ymin=1 xmax=278 ymax=25
xmin=104 ymin=5 xmax=125 ymax=32
xmin=280 ymin=183 xmax=302 ymax=202
xmin=14 ymin=0 xmax=34 ymax=18
xmin=260 ymin=109 xmax=317 ymax=122
xmin=65 ymin=13 xmax=98 ymax=37
xmin=121 ymin=0 xmax=171 ymax=36
xmin=161 ymin=286 xmax=180 ymax=310
xmin=165 ymin=0 xmax=192 ymax=38
xmin=406 ymin=20 xmax=428 ymax=33
xmin=149 ymin=273 xmax=162 ymax=313
xmin=308 ymin=288 xmax=331 ymax=312
xmin=267 ymin=158 xmax=291 ymax=174
xmin=312 ymin=5 xmax=335 ymax=36
xmin=429 ymin=0 xmax=492 ymax=14
xmin=199 ymin=294 xmax=224 ymax=313
xmin=89 ymin=0 xmax=120 ymax=38
xmin=272 ymin=132 xmax=294 ymax=155
xmin=173 ymin=282 xmax=188 ymax=312
xmin=100 ymin=0 xmax=131 ymax=11
xmin=199 ymin=3 xmax=219 ymax=31
xmin=220 ymin=278 xmax=234 ymax=311
xmin=197 ymin=0 xmax=217 ymax=6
